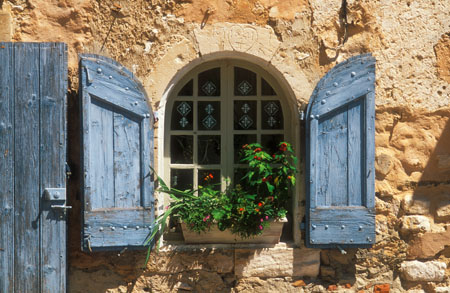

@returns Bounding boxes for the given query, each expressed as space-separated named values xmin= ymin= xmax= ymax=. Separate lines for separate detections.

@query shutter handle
xmin=51 ymin=204 xmax=72 ymax=210
xmin=336 ymin=245 xmax=347 ymax=255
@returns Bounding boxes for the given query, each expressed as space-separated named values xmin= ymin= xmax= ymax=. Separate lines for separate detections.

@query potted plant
xmin=144 ymin=142 xmax=297 ymax=258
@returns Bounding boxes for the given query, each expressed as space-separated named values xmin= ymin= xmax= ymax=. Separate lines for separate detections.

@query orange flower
xmin=209 ymin=173 xmax=214 ymax=179
xmin=242 ymin=144 xmax=249 ymax=149
xmin=255 ymin=208 xmax=259 ymax=212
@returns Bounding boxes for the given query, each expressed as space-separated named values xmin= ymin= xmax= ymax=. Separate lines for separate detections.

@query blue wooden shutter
xmin=80 ymin=54 xmax=154 ymax=251
xmin=1 ymin=42 xmax=68 ymax=292
xmin=306 ymin=54 xmax=375 ymax=247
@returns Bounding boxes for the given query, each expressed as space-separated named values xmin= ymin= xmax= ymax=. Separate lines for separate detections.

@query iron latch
xmin=44 ymin=188 xmax=72 ymax=210
xmin=44 ymin=188 xmax=66 ymax=201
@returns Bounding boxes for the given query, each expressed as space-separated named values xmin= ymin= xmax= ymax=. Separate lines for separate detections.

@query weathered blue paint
xmin=39 ymin=43 xmax=68 ymax=293
xmin=305 ymin=53 xmax=376 ymax=248
xmin=0 ymin=42 xmax=68 ymax=292
xmin=0 ymin=42 xmax=14 ymax=293
xmin=79 ymin=54 xmax=154 ymax=251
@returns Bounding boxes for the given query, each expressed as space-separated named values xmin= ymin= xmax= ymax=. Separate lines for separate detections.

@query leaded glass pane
xmin=178 ymin=79 xmax=193 ymax=96
xmin=198 ymin=169 xmax=221 ymax=191
xmin=261 ymin=134 xmax=284 ymax=155
xmin=261 ymin=100 xmax=283 ymax=129
xmin=234 ymin=67 xmax=256 ymax=96
xmin=170 ymin=169 xmax=193 ymax=191
xmin=234 ymin=100 xmax=256 ymax=130
xmin=198 ymin=68 xmax=220 ymax=96
xmin=171 ymin=135 xmax=193 ymax=164
xmin=234 ymin=134 xmax=257 ymax=163
xmin=171 ymin=101 xmax=193 ymax=130
xmin=198 ymin=135 xmax=221 ymax=165
xmin=198 ymin=101 xmax=220 ymax=131
xmin=261 ymin=78 xmax=276 ymax=95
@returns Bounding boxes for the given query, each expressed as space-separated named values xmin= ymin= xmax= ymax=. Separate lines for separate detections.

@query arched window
xmin=164 ymin=60 xmax=292 ymax=193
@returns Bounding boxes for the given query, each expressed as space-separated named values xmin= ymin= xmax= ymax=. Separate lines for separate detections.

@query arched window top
xmin=165 ymin=60 xmax=292 ymax=191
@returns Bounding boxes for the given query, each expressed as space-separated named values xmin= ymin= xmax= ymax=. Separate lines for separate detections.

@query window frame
xmin=160 ymin=58 xmax=301 ymax=244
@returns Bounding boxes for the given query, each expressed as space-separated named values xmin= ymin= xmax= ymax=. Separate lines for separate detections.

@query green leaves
xmin=145 ymin=142 xmax=298 ymax=258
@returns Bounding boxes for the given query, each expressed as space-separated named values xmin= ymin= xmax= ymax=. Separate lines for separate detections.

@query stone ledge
xmin=154 ymin=242 xmax=320 ymax=278
xmin=235 ymin=247 xmax=320 ymax=278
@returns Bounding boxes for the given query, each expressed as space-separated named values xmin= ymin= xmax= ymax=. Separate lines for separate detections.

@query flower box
xmin=180 ymin=218 xmax=287 ymax=244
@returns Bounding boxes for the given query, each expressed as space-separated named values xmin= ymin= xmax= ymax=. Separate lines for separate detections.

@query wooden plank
xmin=365 ymin=91 xmax=376 ymax=209
xmin=142 ymin=115 xmax=154 ymax=209
xmin=39 ymin=42 xmax=67 ymax=293
xmin=113 ymin=111 xmax=141 ymax=208
xmin=347 ymin=100 xmax=363 ymax=206
xmin=309 ymin=208 xmax=375 ymax=244
xmin=317 ymin=108 xmax=348 ymax=207
xmin=13 ymin=42 xmax=40 ymax=292
xmin=85 ymin=209 xmax=153 ymax=249
xmin=87 ymin=83 xmax=148 ymax=117
xmin=308 ymin=119 xmax=318 ymax=209
xmin=89 ymin=98 xmax=114 ymax=209
xmin=0 ymin=42 xmax=14 ymax=293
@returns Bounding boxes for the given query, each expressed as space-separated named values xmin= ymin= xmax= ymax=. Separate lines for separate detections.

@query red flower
xmin=258 ymin=202 xmax=263 ymax=207
xmin=239 ymin=207 xmax=244 ymax=212
xmin=253 ymin=148 xmax=262 ymax=153
xmin=287 ymin=176 xmax=292 ymax=180
xmin=262 ymin=177 xmax=267 ymax=182
xmin=272 ymin=154 xmax=276 ymax=158
xmin=209 ymin=173 xmax=214 ymax=179
xmin=256 ymin=157 xmax=261 ymax=161
xmin=279 ymin=143 xmax=288 ymax=151
xmin=267 ymin=175 xmax=272 ymax=181
xmin=254 ymin=156 xmax=257 ymax=159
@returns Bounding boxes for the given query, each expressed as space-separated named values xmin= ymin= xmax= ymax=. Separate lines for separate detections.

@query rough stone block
xmin=407 ymin=227 xmax=450 ymax=259
xmin=435 ymin=200 xmax=450 ymax=221
xmin=148 ymin=249 xmax=234 ymax=274
xmin=401 ymin=193 xmax=430 ymax=215
xmin=235 ymin=247 xmax=320 ymax=278
xmin=320 ymin=266 xmax=335 ymax=278
xmin=435 ymin=287 xmax=450 ymax=293
xmin=400 ymin=260 xmax=446 ymax=282
xmin=0 ymin=11 xmax=12 ymax=41
xmin=400 ymin=215 xmax=431 ymax=233
xmin=376 ymin=153 xmax=394 ymax=177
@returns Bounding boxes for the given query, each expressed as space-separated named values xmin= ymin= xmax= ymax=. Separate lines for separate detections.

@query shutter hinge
xmin=65 ymin=162 xmax=72 ymax=179
xmin=298 ymin=110 xmax=305 ymax=121
xmin=336 ymin=245 xmax=347 ymax=255
xmin=84 ymin=66 xmax=93 ymax=85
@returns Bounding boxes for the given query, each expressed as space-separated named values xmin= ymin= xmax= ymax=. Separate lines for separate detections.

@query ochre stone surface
xmin=434 ymin=33 xmax=450 ymax=83
xmin=234 ymin=247 xmax=320 ymax=278
xmin=407 ymin=227 xmax=450 ymax=259
xmin=0 ymin=8 xmax=12 ymax=41
xmin=5 ymin=0 xmax=450 ymax=291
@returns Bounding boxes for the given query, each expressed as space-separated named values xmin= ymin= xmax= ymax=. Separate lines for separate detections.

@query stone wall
xmin=1 ymin=0 xmax=450 ymax=292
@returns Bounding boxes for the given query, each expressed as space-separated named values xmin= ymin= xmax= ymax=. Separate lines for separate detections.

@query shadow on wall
xmin=411 ymin=112 xmax=450 ymax=220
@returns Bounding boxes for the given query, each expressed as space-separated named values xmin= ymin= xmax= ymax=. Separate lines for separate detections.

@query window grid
xmin=168 ymin=62 xmax=287 ymax=191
